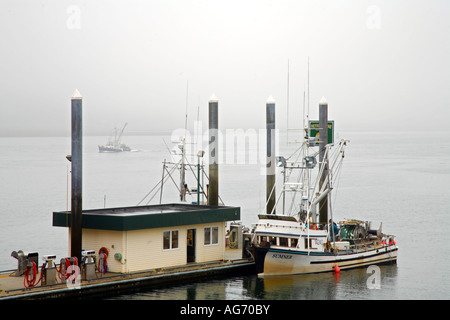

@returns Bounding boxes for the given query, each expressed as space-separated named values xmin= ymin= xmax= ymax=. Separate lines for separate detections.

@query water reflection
xmin=108 ymin=264 xmax=398 ymax=300
xmin=261 ymin=264 xmax=398 ymax=300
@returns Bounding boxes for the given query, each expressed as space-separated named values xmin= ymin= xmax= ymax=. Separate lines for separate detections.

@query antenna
xmin=196 ymin=94 xmax=200 ymax=147
xmin=303 ymin=86 xmax=306 ymax=132
xmin=184 ymin=80 xmax=189 ymax=138
xmin=307 ymin=56 xmax=310 ymax=120
xmin=180 ymin=80 xmax=189 ymax=202
xmin=287 ymin=59 xmax=290 ymax=145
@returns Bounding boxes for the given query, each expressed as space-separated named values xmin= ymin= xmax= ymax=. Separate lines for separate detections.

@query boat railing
xmin=328 ymin=236 xmax=395 ymax=254
xmin=339 ymin=239 xmax=388 ymax=254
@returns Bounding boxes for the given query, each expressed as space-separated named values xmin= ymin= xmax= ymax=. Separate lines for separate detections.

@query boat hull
xmin=98 ymin=146 xmax=130 ymax=153
xmin=260 ymin=245 xmax=398 ymax=276
xmin=253 ymin=246 xmax=270 ymax=274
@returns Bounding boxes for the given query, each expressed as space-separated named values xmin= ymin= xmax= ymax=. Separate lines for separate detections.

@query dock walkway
xmin=0 ymin=249 xmax=254 ymax=300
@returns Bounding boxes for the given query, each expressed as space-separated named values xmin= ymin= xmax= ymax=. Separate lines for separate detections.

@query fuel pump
xmin=58 ymin=257 xmax=79 ymax=283
xmin=81 ymin=250 xmax=96 ymax=280
xmin=41 ymin=255 xmax=57 ymax=286
xmin=10 ymin=250 xmax=39 ymax=276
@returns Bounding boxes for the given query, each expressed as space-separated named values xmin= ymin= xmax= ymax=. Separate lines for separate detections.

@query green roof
xmin=53 ymin=203 xmax=240 ymax=231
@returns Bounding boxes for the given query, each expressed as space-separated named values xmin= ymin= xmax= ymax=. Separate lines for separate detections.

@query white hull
xmin=98 ymin=145 xmax=131 ymax=153
xmin=260 ymin=244 xmax=398 ymax=276
xmin=248 ymin=120 xmax=399 ymax=277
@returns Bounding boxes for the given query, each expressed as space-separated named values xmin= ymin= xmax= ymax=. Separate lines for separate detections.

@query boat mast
xmin=117 ymin=123 xmax=127 ymax=145
xmin=180 ymin=81 xmax=189 ymax=202
xmin=179 ymin=139 xmax=187 ymax=202
xmin=305 ymin=58 xmax=311 ymax=204
xmin=302 ymin=59 xmax=312 ymax=217
xmin=307 ymin=57 xmax=310 ymax=123
xmin=286 ymin=59 xmax=290 ymax=146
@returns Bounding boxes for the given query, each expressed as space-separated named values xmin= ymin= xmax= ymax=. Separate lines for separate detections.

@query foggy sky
xmin=1 ymin=0 xmax=449 ymax=137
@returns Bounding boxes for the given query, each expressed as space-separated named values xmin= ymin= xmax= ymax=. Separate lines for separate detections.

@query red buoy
xmin=334 ymin=265 xmax=340 ymax=273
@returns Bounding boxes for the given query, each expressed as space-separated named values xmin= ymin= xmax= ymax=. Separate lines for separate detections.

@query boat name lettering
xmin=272 ymin=253 xmax=293 ymax=259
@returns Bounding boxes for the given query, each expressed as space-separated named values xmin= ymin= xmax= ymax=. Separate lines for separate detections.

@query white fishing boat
xmin=251 ymin=97 xmax=398 ymax=276
xmin=98 ymin=123 xmax=131 ymax=153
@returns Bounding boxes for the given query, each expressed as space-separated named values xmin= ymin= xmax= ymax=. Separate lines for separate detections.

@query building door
xmin=187 ymin=229 xmax=196 ymax=263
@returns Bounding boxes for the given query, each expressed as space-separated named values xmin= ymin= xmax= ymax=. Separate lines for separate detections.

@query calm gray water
xmin=1 ymin=131 xmax=449 ymax=299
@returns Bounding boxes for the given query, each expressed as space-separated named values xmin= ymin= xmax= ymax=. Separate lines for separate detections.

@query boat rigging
xmin=251 ymin=95 xmax=398 ymax=276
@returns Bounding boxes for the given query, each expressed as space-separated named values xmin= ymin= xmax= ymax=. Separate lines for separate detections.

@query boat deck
xmin=0 ymin=249 xmax=253 ymax=300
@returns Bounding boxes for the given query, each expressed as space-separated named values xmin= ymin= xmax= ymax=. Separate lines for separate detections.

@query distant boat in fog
xmin=98 ymin=123 xmax=131 ymax=153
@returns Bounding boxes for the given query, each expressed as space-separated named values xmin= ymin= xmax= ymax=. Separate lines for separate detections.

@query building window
xmin=204 ymin=226 xmax=219 ymax=245
xmin=163 ymin=230 xmax=179 ymax=250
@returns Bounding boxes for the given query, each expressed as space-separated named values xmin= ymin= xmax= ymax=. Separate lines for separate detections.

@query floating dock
xmin=1 ymin=203 xmax=254 ymax=300
xmin=0 ymin=249 xmax=254 ymax=300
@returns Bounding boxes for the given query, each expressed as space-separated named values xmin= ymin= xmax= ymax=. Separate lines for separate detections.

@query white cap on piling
xmin=266 ymin=95 xmax=275 ymax=104
xmin=209 ymin=94 xmax=218 ymax=102
xmin=319 ymin=96 xmax=327 ymax=105
xmin=72 ymin=89 xmax=82 ymax=100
